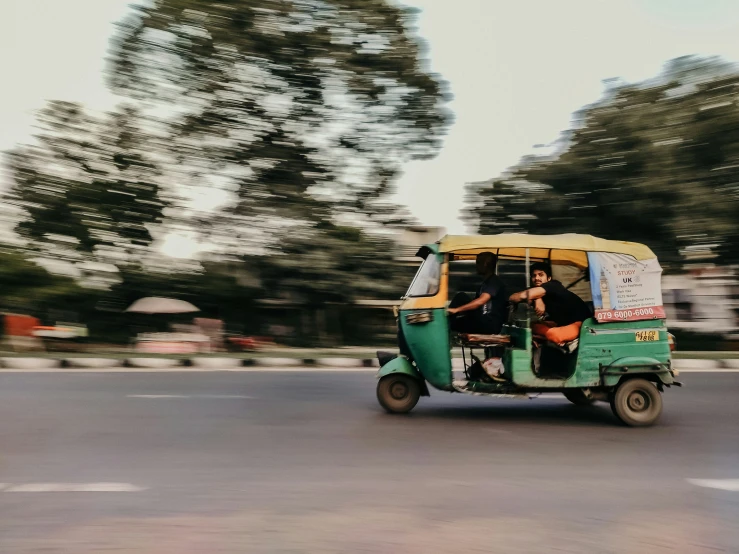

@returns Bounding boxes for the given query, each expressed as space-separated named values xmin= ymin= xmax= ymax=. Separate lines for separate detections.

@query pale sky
xmin=3 ymin=0 xmax=739 ymax=253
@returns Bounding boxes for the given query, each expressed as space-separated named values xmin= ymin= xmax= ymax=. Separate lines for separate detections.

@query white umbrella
xmin=125 ymin=297 xmax=200 ymax=314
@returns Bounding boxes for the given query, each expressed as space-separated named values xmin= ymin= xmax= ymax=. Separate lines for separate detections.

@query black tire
xmin=610 ymin=378 xmax=663 ymax=427
xmin=377 ymin=374 xmax=421 ymax=414
xmin=563 ymin=389 xmax=595 ymax=406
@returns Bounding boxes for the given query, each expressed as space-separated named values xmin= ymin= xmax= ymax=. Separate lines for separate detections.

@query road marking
xmin=4 ymin=483 xmax=146 ymax=492
xmin=687 ymin=479 xmax=739 ymax=491
xmin=128 ymin=394 xmax=189 ymax=398
xmin=127 ymin=394 xmax=254 ymax=399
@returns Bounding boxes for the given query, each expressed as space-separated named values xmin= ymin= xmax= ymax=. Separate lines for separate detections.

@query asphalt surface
xmin=0 ymin=370 xmax=738 ymax=553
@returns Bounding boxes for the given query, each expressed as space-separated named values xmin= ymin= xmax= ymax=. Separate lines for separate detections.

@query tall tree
xmin=467 ymin=56 xmax=739 ymax=268
xmin=6 ymin=101 xmax=168 ymax=272
xmin=107 ymin=0 xmax=452 ymax=304
xmin=108 ymin=0 xmax=451 ymax=224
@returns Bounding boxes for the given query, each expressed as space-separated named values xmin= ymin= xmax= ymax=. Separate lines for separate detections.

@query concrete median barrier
xmin=672 ymin=358 xmax=720 ymax=370
xmin=0 ymin=357 xmax=61 ymax=369
xmin=191 ymin=357 xmax=244 ymax=369
xmin=315 ymin=358 xmax=364 ymax=367
xmin=252 ymin=357 xmax=304 ymax=367
xmin=64 ymin=358 xmax=122 ymax=369
xmin=126 ymin=358 xmax=182 ymax=369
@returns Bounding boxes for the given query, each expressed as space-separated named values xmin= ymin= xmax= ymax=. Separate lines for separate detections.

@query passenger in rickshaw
xmin=509 ymin=262 xmax=591 ymax=345
xmin=447 ymin=252 xmax=508 ymax=334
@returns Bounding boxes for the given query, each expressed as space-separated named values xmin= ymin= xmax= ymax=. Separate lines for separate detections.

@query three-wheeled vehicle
xmin=376 ymin=234 xmax=680 ymax=426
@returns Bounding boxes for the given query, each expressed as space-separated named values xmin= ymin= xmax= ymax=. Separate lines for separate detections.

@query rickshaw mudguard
xmin=600 ymin=356 xmax=675 ymax=386
xmin=377 ymin=356 xmax=430 ymax=396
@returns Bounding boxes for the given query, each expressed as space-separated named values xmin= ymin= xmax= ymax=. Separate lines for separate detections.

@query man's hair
xmin=477 ymin=251 xmax=498 ymax=270
xmin=530 ymin=262 xmax=552 ymax=278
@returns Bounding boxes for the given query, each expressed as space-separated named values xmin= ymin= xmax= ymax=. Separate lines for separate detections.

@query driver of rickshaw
xmin=446 ymin=252 xmax=508 ymax=335
xmin=509 ymin=262 xmax=590 ymax=345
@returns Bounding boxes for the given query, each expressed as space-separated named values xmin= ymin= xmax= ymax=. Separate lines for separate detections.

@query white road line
xmin=127 ymin=394 xmax=254 ymax=399
xmin=198 ymin=394 xmax=255 ymax=398
xmin=4 ymin=483 xmax=146 ymax=493
xmin=128 ymin=394 xmax=189 ymax=398
xmin=687 ymin=479 xmax=739 ymax=492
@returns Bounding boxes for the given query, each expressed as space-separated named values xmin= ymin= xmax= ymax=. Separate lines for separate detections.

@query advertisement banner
xmin=587 ymin=253 xmax=666 ymax=323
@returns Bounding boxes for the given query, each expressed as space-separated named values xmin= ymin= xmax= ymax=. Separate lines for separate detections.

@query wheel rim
xmin=389 ymin=380 xmax=409 ymax=400
xmin=627 ymin=390 xmax=650 ymax=412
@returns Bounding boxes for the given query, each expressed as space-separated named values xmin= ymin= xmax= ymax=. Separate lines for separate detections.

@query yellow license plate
xmin=635 ymin=331 xmax=659 ymax=342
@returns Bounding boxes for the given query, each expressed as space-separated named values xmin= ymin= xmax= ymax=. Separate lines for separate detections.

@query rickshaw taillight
xmin=668 ymin=333 xmax=676 ymax=352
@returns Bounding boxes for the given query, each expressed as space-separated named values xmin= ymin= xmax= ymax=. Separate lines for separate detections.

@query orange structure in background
xmin=3 ymin=314 xmax=41 ymax=337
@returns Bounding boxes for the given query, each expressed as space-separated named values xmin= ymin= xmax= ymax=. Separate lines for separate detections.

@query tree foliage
xmin=6 ymin=101 xmax=168 ymax=268
xmin=467 ymin=56 xmax=739 ymax=268
xmin=1 ymin=1 xmax=448 ymax=344
xmin=109 ymin=0 xmax=452 ymax=221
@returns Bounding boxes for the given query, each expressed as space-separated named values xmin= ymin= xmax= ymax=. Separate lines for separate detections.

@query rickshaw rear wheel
xmin=377 ymin=375 xmax=421 ymax=414
xmin=610 ymin=378 xmax=663 ymax=427
xmin=563 ymin=389 xmax=595 ymax=406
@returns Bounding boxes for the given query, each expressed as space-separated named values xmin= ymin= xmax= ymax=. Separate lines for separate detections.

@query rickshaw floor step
xmin=452 ymin=380 xmax=525 ymax=397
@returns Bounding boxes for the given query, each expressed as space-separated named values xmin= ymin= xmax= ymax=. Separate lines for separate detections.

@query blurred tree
xmin=467 ymin=56 xmax=739 ymax=269
xmin=5 ymin=101 xmax=168 ymax=271
xmin=252 ymin=220 xmax=406 ymax=306
xmin=0 ymin=248 xmax=97 ymax=323
xmin=109 ymin=0 xmax=451 ymax=220
xmin=107 ymin=0 xmax=451 ymax=310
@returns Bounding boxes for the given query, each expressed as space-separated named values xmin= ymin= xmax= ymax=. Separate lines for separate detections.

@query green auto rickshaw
xmin=376 ymin=234 xmax=680 ymax=427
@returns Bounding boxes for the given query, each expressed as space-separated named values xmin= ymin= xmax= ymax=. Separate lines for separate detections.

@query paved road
xmin=0 ymin=370 xmax=738 ymax=553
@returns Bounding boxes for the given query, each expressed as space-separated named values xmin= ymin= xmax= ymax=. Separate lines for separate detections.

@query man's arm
xmin=509 ymin=287 xmax=547 ymax=304
xmin=448 ymin=292 xmax=491 ymax=315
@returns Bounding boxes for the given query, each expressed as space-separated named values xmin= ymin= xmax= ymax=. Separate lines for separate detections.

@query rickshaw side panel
xmin=501 ymin=325 xmax=534 ymax=385
xmin=504 ymin=319 xmax=672 ymax=389
xmin=399 ymin=309 xmax=454 ymax=391
xmin=572 ymin=318 xmax=672 ymax=387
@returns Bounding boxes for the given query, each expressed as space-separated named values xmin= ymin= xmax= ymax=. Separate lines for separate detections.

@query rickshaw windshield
xmin=405 ymin=255 xmax=441 ymax=298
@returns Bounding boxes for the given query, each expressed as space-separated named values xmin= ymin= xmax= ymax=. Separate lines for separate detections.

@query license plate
xmin=635 ymin=330 xmax=659 ymax=342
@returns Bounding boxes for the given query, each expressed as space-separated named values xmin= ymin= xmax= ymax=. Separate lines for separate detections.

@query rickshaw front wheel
xmin=610 ymin=378 xmax=663 ymax=427
xmin=377 ymin=375 xmax=421 ymax=414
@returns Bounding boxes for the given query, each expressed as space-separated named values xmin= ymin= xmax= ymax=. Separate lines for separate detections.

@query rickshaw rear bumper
xmin=599 ymin=357 xmax=679 ymax=387
xmin=376 ymin=352 xmax=430 ymax=396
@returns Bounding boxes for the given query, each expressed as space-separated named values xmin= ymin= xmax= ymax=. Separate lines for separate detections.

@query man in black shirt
xmin=509 ymin=262 xmax=590 ymax=344
xmin=447 ymin=252 xmax=507 ymax=334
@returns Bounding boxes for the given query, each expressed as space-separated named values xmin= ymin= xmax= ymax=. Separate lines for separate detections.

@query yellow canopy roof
xmin=438 ymin=234 xmax=656 ymax=268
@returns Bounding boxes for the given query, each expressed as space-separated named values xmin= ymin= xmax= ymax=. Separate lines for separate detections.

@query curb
xmin=190 ymin=357 xmax=245 ymax=369
xmin=63 ymin=358 xmax=123 ymax=369
xmin=0 ymin=357 xmax=61 ymax=370
xmin=125 ymin=358 xmax=182 ymax=369
xmin=251 ymin=358 xmax=304 ymax=367
xmin=0 ymin=356 xmax=737 ymax=371
xmin=672 ymin=359 xmax=721 ymax=370
xmin=315 ymin=358 xmax=366 ymax=368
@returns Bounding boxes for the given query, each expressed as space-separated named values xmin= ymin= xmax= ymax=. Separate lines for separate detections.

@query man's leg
xmin=544 ymin=322 xmax=583 ymax=345
xmin=532 ymin=321 xmax=556 ymax=339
